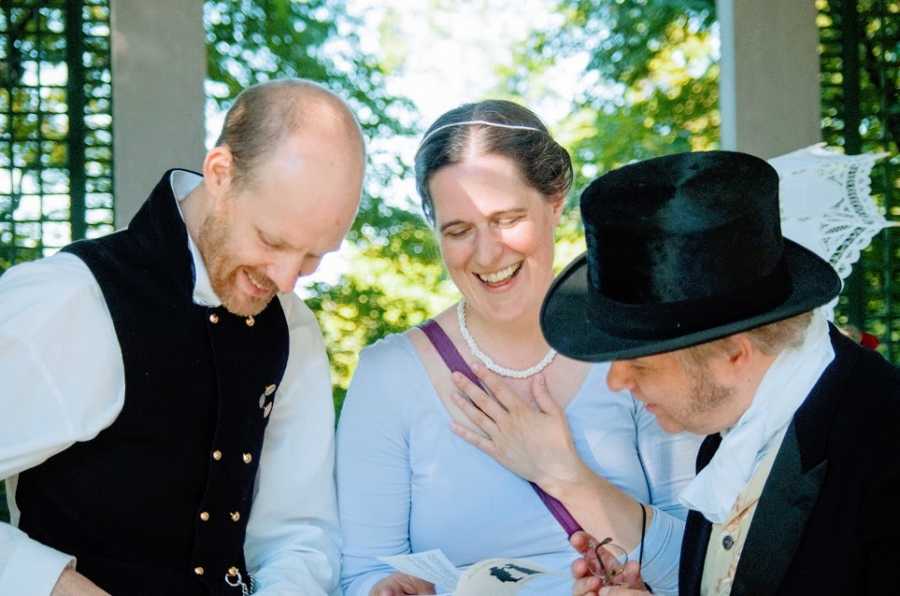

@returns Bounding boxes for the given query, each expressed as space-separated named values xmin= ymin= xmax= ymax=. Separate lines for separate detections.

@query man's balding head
xmin=215 ymin=79 xmax=365 ymax=190
xmin=188 ymin=79 xmax=365 ymax=316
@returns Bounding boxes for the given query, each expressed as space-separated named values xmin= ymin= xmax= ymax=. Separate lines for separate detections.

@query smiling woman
xmin=335 ymin=100 xmax=701 ymax=596
xmin=429 ymin=150 xmax=561 ymax=329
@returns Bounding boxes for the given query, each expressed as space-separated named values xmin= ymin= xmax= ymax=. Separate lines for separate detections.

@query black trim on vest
xmin=16 ymin=170 xmax=290 ymax=595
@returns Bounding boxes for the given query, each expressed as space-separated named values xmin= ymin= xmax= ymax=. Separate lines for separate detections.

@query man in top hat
xmin=0 ymin=79 xmax=364 ymax=595
xmin=549 ymin=151 xmax=900 ymax=595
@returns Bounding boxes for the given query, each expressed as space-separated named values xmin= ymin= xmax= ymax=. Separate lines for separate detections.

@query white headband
xmin=419 ymin=120 xmax=543 ymax=147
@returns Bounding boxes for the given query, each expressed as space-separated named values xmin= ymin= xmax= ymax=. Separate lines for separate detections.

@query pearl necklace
xmin=456 ymin=299 xmax=557 ymax=379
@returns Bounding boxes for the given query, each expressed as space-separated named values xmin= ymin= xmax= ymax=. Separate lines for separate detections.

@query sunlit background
xmin=206 ymin=0 xmax=598 ymax=288
xmin=2 ymin=0 xmax=897 ymax=412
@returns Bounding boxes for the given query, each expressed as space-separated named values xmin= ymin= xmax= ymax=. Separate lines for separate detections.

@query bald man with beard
xmin=0 ymin=79 xmax=365 ymax=596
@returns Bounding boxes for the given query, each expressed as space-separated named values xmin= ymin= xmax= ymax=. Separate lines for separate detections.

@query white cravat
xmin=679 ymin=310 xmax=834 ymax=523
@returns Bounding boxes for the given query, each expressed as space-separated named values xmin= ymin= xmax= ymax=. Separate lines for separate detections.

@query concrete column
xmin=111 ymin=0 xmax=206 ymax=228
xmin=717 ymin=0 xmax=821 ymax=158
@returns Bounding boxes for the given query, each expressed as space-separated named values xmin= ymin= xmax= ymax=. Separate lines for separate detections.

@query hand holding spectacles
xmin=570 ymin=531 xmax=648 ymax=595
xmin=586 ymin=536 xmax=629 ymax=585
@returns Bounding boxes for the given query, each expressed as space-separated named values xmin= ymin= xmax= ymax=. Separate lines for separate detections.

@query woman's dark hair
xmin=413 ymin=100 xmax=574 ymax=225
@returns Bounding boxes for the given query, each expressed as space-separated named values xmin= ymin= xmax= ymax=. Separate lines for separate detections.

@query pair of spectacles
xmin=586 ymin=536 xmax=629 ymax=586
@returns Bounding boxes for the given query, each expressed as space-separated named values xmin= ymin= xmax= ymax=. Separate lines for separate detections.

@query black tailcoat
xmin=680 ymin=326 xmax=900 ymax=595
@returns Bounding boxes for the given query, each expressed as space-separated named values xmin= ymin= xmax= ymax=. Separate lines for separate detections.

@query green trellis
xmin=0 ymin=0 xmax=113 ymax=523
xmin=0 ymin=0 xmax=114 ymax=272
xmin=819 ymin=0 xmax=899 ymax=362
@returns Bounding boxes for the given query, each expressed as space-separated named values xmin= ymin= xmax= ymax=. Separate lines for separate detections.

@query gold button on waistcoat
xmin=228 ymin=566 xmax=240 ymax=577
xmin=194 ymin=566 xmax=205 ymax=576
xmin=229 ymin=511 xmax=241 ymax=522
xmin=212 ymin=450 xmax=222 ymax=461
xmin=199 ymin=511 xmax=209 ymax=521
xmin=245 ymin=315 xmax=255 ymax=327
xmin=242 ymin=453 xmax=253 ymax=464
xmin=264 ymin=384 xmax=277 ymax=396
xmin=209 ymin=313 xmax=219 ymax=324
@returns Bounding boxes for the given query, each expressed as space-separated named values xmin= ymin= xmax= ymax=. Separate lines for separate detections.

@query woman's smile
xmin=474 ymin=261 xmax=523 ymax=290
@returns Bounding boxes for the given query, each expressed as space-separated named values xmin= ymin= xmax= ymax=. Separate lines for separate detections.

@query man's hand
xmin=370 ymin=572 xmax=436 ymax=596
xmin=51 ymin=568 xmax=110 ymax=596
xmin=570 ymin=531 xmax=648 ymax=596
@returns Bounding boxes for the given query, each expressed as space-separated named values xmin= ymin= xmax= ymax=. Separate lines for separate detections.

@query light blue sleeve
xmin=627 ymin=398 xmax=703 ymax=595
xmin=336 ymin=337 xmax=418 ymax=596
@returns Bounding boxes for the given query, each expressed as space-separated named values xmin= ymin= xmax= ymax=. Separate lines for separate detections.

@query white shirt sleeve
xmin=243 ymin=293 xmax=341 ymax=596
xmin=0 ymin=252 xmax=125 ymax=595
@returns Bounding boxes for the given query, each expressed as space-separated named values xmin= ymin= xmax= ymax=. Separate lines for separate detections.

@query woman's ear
xmin=549 ymin=192 xmax=566 ymax=223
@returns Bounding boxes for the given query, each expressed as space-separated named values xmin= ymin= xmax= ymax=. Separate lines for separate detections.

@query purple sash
xmin=420 ymin=319 xmax=583 ymax=538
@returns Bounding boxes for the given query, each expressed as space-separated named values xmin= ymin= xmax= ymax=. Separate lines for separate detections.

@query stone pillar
xmin=111 ymin=0 xmax=206 ymax=228
xmin=717 ymin=0 xmax=821 ymax=158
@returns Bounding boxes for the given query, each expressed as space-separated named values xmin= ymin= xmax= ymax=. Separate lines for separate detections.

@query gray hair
xmin=680 ymin=311 xmax=815 ymax=366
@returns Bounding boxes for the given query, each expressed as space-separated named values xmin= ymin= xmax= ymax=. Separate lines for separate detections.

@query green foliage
xmin=2 ymin=2 xmax=115 ymax=272
xmin=306 ymin=207 xmax=457 ymax=406
xmin=818 ymin=0 xmax=900 ymax=359
xmin=492 ymin=0 xmax=720 ymax=265
xmin=0 ymin=87 xmax=64 ymax=272
xmin=503 ymin=0 xmax=719 ymax=190
xmin=505 ymin=0 xmax=898 ymax=361
xmin=205 ymin=0 xmax=415 ymax=136
xmin=551 ymin=0 xmax=715 ymax=85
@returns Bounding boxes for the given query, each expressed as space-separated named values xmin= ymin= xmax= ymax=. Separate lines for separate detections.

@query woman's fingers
xmin=469 ymin=362 xmax=519 ymax=412
xmin=597 ymin=588 xmax=649 ymax=596
xmin=450 ymin=420 xmax=500 ymax=459
xmin=370 ymin=572 xmax=436 ymax=596
xmin=450 ymin=391 xmax=500 ymax=437
xmin=571 ymin=544 xmax=647 ymax=596
xmin=451 ymin=371 xmax=508 ymax=422
xmin=532 ymin=373 xmax=561 ymax=415
xmin=406 ymin=575 xmax=437 ymax=594
xmin=570 ymin=531 xmax=594 ymax=555
xmin=571 ymin=573 xmax=601 ymax=596
xmin=571 ymin=555 xmax=591 ymax=579
xmin=617 ymin=561 xmax=644 ymax=590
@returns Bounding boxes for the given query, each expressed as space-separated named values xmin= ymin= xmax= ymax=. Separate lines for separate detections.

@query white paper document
xmin=379 ymin=550 xmax=555 ymax=595
xmin=378 ymin=550 xmax=461 ymax=591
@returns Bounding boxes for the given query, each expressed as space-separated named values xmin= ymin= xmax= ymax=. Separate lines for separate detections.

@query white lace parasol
xmin=770 ymin=143 xmax=897 ymax=319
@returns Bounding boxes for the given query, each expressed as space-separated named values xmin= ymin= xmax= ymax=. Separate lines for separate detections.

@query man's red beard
xmin=197 ymin=210 xmax=277 ymax=316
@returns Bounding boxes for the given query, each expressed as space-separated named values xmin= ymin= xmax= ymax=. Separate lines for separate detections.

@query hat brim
xmin=540 ymin=239 xmax=842 ymax=362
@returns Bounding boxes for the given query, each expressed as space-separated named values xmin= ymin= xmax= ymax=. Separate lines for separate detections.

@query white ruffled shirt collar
xmin=170 ymin=170 xmax=222 ymax=308
xmin=679 ymin=310 xmax=834 ymax=523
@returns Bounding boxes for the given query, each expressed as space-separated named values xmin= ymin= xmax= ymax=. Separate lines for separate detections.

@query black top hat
xmin=540 ymin=151 xmax=842 ymax=362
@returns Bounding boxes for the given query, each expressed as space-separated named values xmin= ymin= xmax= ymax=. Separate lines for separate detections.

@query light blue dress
xmin=337 ymin=333 xmax=701 ymax=595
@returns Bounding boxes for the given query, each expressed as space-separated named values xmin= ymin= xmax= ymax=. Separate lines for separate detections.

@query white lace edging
xmin=771 ymin=143 xmax=894 ymax=319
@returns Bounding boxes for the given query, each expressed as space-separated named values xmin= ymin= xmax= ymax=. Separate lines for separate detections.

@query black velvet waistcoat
xmin=15 ymin=170 xmax=290 ymax=595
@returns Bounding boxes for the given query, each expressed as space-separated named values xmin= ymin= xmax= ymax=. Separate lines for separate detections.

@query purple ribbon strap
xmin=420 ymin=319 xmax=583 ymax=538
